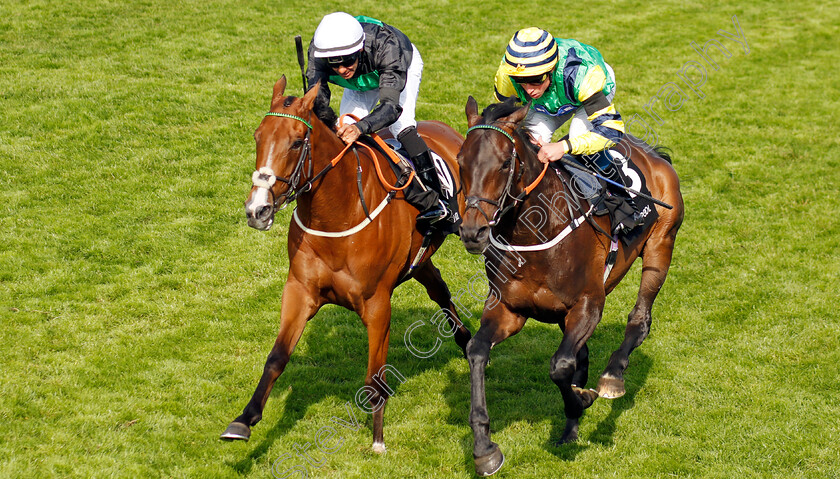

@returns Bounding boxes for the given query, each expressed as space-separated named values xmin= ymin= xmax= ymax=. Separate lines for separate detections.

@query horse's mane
xmin=279 ymin=94 xmax=338 ymax=131
xmin=480 ymin=99 xmax=540 ymax=155
xmin=313 ymin=95 xmax=338 ymax=131
xmin=484 ymin=102 xmax=673 ymax=163
xmin=479 ymin=99 xmax=521 ymax=124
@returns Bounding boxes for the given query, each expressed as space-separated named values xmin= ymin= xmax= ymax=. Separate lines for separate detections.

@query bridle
xmin=463 ymin=124 xmax=547 ymax=226
xmin=253 ymin=112 xmax=314 ymax=210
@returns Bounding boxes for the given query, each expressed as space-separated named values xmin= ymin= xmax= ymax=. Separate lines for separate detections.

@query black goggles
xmin=513 ymin=73 xmax=549 ymax=85
xmin=327 ymin=53 xmax=359 ymax=68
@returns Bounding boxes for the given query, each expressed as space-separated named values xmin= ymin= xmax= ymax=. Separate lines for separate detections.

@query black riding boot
xmin=397 ymin=127 xmax=450 ymax=224
xmin=597 ymin=158 xmax=643 ymax=233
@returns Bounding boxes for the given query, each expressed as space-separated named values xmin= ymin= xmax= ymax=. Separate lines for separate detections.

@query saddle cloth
xmin=559 ymin=148 xmax=659 ymax=245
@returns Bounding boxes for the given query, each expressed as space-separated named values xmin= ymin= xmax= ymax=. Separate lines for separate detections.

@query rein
xmin=464 ymin=123 xmax=606 ymax=254
xmin=463 ymin=124 xmax=548 ymax=226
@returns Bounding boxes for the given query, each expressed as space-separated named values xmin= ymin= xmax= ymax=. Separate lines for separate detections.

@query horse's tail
xmin=653 ymin=146 xmax=673 ymax=164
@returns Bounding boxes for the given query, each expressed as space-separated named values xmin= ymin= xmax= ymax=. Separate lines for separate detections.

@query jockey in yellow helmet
xmin=494 ymin=28 xmax=641 ymax=231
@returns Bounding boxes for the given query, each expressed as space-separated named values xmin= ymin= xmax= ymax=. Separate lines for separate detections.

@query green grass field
xmin=2 ymin=0 xmax=838 ymax=477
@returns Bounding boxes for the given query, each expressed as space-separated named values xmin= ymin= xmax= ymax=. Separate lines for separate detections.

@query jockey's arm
xmin=354 ymin=82 xmax=403 ymax=134
xmin=567 ymin=65 xmax=625 ymax=156
xmin=354 ymin=31 xmax=410 ymax=135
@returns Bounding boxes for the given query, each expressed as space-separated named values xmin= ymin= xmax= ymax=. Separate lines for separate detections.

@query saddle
xmin=356 ymin=135 xmax=461 ymax=236
xmin=554 ymin=150 xmax=658 ymax=245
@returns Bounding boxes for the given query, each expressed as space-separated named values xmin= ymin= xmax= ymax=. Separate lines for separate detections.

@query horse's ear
xmin=301 ymin=80 xmax=321 ymax=111
xmin=270 ymin=76 xmax=287 ymax=110
xmin=465 ymin=96 xmax=481 ymax=128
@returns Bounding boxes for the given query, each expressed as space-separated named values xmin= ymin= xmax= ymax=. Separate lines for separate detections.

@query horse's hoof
xmin=220 ymin=421 xmax=251 ymax=441
xmin=557 ymin=419 xmax=579 ymax=445
xmin=556 ymin=432 xmax=578 ymax=445
xmin=573 ymin=386 xmax=599 ymax=409
xmin=597 ymin=374 xmax=626 ymax=399
xmin=474 ymin=445 xmax=505 ymax=476
xmin=372 ymin=441 xmax=387 ymax=454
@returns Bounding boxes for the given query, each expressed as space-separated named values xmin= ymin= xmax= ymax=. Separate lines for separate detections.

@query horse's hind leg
xmin=598 ymin=231 xmax=677 ymax=399
xmin=412 ymin=260 xmax=472 ymax=354
xmin=221 ymin=279 xmax=320 ymax=441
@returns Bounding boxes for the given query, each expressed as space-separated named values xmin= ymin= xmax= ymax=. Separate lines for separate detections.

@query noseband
xmin=253 ymin=112 xmax=314 ymax=210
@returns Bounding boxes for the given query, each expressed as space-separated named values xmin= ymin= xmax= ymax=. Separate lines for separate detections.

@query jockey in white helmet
xmin=306 ymin=12 xmax=451 ymax=227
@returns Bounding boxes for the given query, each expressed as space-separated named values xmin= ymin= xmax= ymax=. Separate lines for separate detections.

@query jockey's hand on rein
xmin=537 ymin=140 xmax=569 ymax=164
xmin=337 ymin=124 xmax=362 ymax=144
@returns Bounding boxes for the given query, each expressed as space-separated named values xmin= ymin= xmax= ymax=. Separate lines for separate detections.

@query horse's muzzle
xmin=246 ymin=205 xmax=274 ymax=231
xmin=245 ymin=193 xmax=275 ymax=231
xmin=460 ymin=223 xmax=490 ymax=254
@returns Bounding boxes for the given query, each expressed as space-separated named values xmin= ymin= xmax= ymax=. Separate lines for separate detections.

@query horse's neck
xmin=296 ymin=125 xmax=382 ymax=227
xmin=506 ymin=156 xmax=576 ymax=240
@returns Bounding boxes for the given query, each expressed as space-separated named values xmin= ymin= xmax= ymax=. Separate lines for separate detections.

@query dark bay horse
xmin=221 ymin=76 xmax=472 ymax=452
xmin=457 ymin=97 xmax=684 ymax=475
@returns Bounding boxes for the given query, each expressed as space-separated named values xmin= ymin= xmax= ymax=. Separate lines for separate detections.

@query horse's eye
xmin=291 ymin=139 xmax=304 ymax=150
xmin=502 ymin=159 xmax=511 ymax=170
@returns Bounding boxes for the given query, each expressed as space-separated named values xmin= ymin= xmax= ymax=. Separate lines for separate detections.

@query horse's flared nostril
xmin=256 ymin=205 xmax=271 ymax=221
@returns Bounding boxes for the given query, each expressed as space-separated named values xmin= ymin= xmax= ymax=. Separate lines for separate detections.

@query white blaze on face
xmin=246 ymin=187 xmax=272 ymax=216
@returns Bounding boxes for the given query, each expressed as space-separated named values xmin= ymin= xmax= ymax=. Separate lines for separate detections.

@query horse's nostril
xmin=256 ymin=205 xmax=271 ymax=220
xmin=477 ymin=226 xmax=490 ymax=242
xmin=459 ymin=224 xmax=490 ymax=246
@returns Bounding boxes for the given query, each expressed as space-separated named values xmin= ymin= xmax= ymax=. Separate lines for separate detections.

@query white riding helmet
xmin=312 ymin=12 xmax=365 ymax=58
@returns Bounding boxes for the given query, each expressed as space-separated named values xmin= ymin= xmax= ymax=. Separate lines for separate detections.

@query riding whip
xmin=557 ymin=156 xmax=673 ymax=210
xmin=294 ymin=35 xmax=307 ymax=91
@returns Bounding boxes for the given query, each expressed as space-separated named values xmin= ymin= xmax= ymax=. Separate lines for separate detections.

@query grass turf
xmin=1 ymin=0 xmax=838 ymax=477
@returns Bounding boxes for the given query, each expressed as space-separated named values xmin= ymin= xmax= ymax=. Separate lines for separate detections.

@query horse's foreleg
xmin=468 ymin=307 xmax=525 ymax=476
xmin=599 ymin=233 xmax=676 ymax=399
xmin=558 ymin=323 xmax=590 ymax=388
xmin=360 ymin=294 xmax=393 ymax=454
xmin=550 ymin=296 xmax=602 ymax=444
xmin=572 ymin=342 xmax=590 ymax=388
xmin=221 ymin=280 xmax=320 ymax=441
xmin=412 ymin=260 xmax=472 ymax=355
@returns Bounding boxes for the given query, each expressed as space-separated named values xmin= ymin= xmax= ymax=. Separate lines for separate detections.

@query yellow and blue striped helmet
xmin=501 ymin=28 xmax=559 ymax=77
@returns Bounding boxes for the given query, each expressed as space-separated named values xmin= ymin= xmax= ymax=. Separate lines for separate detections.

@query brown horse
xmin=221 ymin=76 xmax=472 ymax=452
xmin=457 ymin=97 xmax=684 ymax=476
